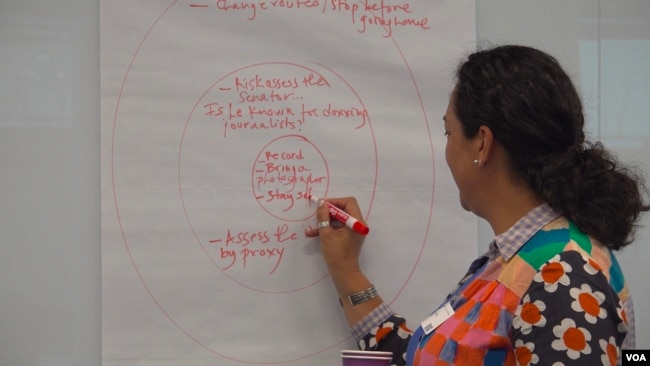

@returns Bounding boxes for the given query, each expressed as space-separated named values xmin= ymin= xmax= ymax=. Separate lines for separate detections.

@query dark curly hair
xmin=453 ymin=44 xmax=649 ymax=250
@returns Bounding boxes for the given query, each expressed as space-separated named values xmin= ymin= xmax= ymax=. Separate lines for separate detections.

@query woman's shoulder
xmin=517 ymin=216 xmax=616 ymax=271
xmin=498 ymin=216 xmax=626 ymax=295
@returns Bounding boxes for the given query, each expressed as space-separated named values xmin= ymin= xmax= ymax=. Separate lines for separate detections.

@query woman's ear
xmin=476 ymin=125 xmax=495 ymax=165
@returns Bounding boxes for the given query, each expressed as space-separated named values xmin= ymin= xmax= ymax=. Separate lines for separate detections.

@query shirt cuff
xmin=351 ymin=302 xmax=394 ymax=341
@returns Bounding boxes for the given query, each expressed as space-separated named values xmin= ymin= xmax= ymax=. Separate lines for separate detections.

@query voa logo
xmin=625 ymin=353 xmax=646 ymax=362
xmin=622 ymin=350 xmax=650 ymax=364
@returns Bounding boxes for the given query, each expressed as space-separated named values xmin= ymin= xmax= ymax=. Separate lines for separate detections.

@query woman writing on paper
xmin=306 ymin=45 xmax=649 ymax=365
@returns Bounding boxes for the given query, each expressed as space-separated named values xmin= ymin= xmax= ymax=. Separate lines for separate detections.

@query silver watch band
xmin=347 ymin=284 xmax=378 ymax=306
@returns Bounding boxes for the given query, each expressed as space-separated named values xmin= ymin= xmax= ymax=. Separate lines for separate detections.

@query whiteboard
xmin=100 ymin=1 xmax=476 ymax=365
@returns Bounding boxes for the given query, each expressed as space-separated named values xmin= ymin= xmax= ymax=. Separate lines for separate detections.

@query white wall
xmin=477 ymin=0 xmax=650 ymax=348
xmin=0 ymin=1 xmax=101 ymax=365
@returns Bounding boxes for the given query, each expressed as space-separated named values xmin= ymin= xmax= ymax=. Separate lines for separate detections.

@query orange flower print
xmin=616 ymin=305 xmax=629 ymax=333
xmin=514 ymin=339 xmax=539 ymax=365
xmin=365 ymin=321 xmax=395 ymax=348
xmin=552 ymin=318 xmax=592 ymax=359
xmin=569 ymin=284 xmax=606 ymax=324
xmin=584 ymin=258 xmax=601 ymax=275
xmin=513 ymin=294 xmax=547 ymax=335
xmin=599 ymin=336 xmax=619 ymax=366
xmin=534 ymin=255 xmax=572 ymax=293
xmin=396 ymin=325 xmax=411 ymax=340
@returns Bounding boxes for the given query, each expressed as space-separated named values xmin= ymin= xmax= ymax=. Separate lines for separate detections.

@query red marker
xmin=309 ymin=195 xmax=370 ymax=235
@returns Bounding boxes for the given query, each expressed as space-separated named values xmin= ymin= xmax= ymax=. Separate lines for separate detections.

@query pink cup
xmin=341 ymin=350 xmax=392 ymax=366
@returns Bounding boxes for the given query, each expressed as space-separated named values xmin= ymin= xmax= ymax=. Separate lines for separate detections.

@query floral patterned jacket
xmin=353 ymin=205 xmax=634 ymax=366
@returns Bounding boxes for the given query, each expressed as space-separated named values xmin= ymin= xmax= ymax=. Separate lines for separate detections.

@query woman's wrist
xmin=329 ymin=269 xmax=368 ymax=295
xmin=327 ymin=268 xmax=384 ymax=325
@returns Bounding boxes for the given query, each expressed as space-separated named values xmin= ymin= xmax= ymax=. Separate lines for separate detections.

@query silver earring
xmin=472 ymin=159 xmax=480 ymax=166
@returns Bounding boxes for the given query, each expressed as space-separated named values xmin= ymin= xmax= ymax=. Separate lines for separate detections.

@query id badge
xmin=420 ymin=301 xmax=454 ymax=335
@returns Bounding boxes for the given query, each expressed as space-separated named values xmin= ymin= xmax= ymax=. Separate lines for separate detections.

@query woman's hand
xmin=305 ymin=196 xmax=367 ymax=276
xmin=305 ymin=196 xmax=381 ymax=326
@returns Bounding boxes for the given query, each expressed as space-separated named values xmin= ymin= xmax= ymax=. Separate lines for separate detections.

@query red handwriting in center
xmin=253 ymin=144 xmax=327 ymax=213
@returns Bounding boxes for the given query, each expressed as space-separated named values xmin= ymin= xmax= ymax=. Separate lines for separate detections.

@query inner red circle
xmin=252 ymin=135 xmax=329 ymax=221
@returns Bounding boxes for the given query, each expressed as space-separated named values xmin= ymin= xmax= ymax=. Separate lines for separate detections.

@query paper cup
xmin=341 ymin=350 xmax=392 ymax=366
xmin=341 ymin=350 xmax=393 ymax=357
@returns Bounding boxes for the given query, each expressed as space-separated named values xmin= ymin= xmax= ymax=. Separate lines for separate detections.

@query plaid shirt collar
xmin=488 ymin=203 xmax=561 ymax=262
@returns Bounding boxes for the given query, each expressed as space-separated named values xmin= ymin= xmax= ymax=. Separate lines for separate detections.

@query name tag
xmin=420 ymin=302 xmax=454 ymax=335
